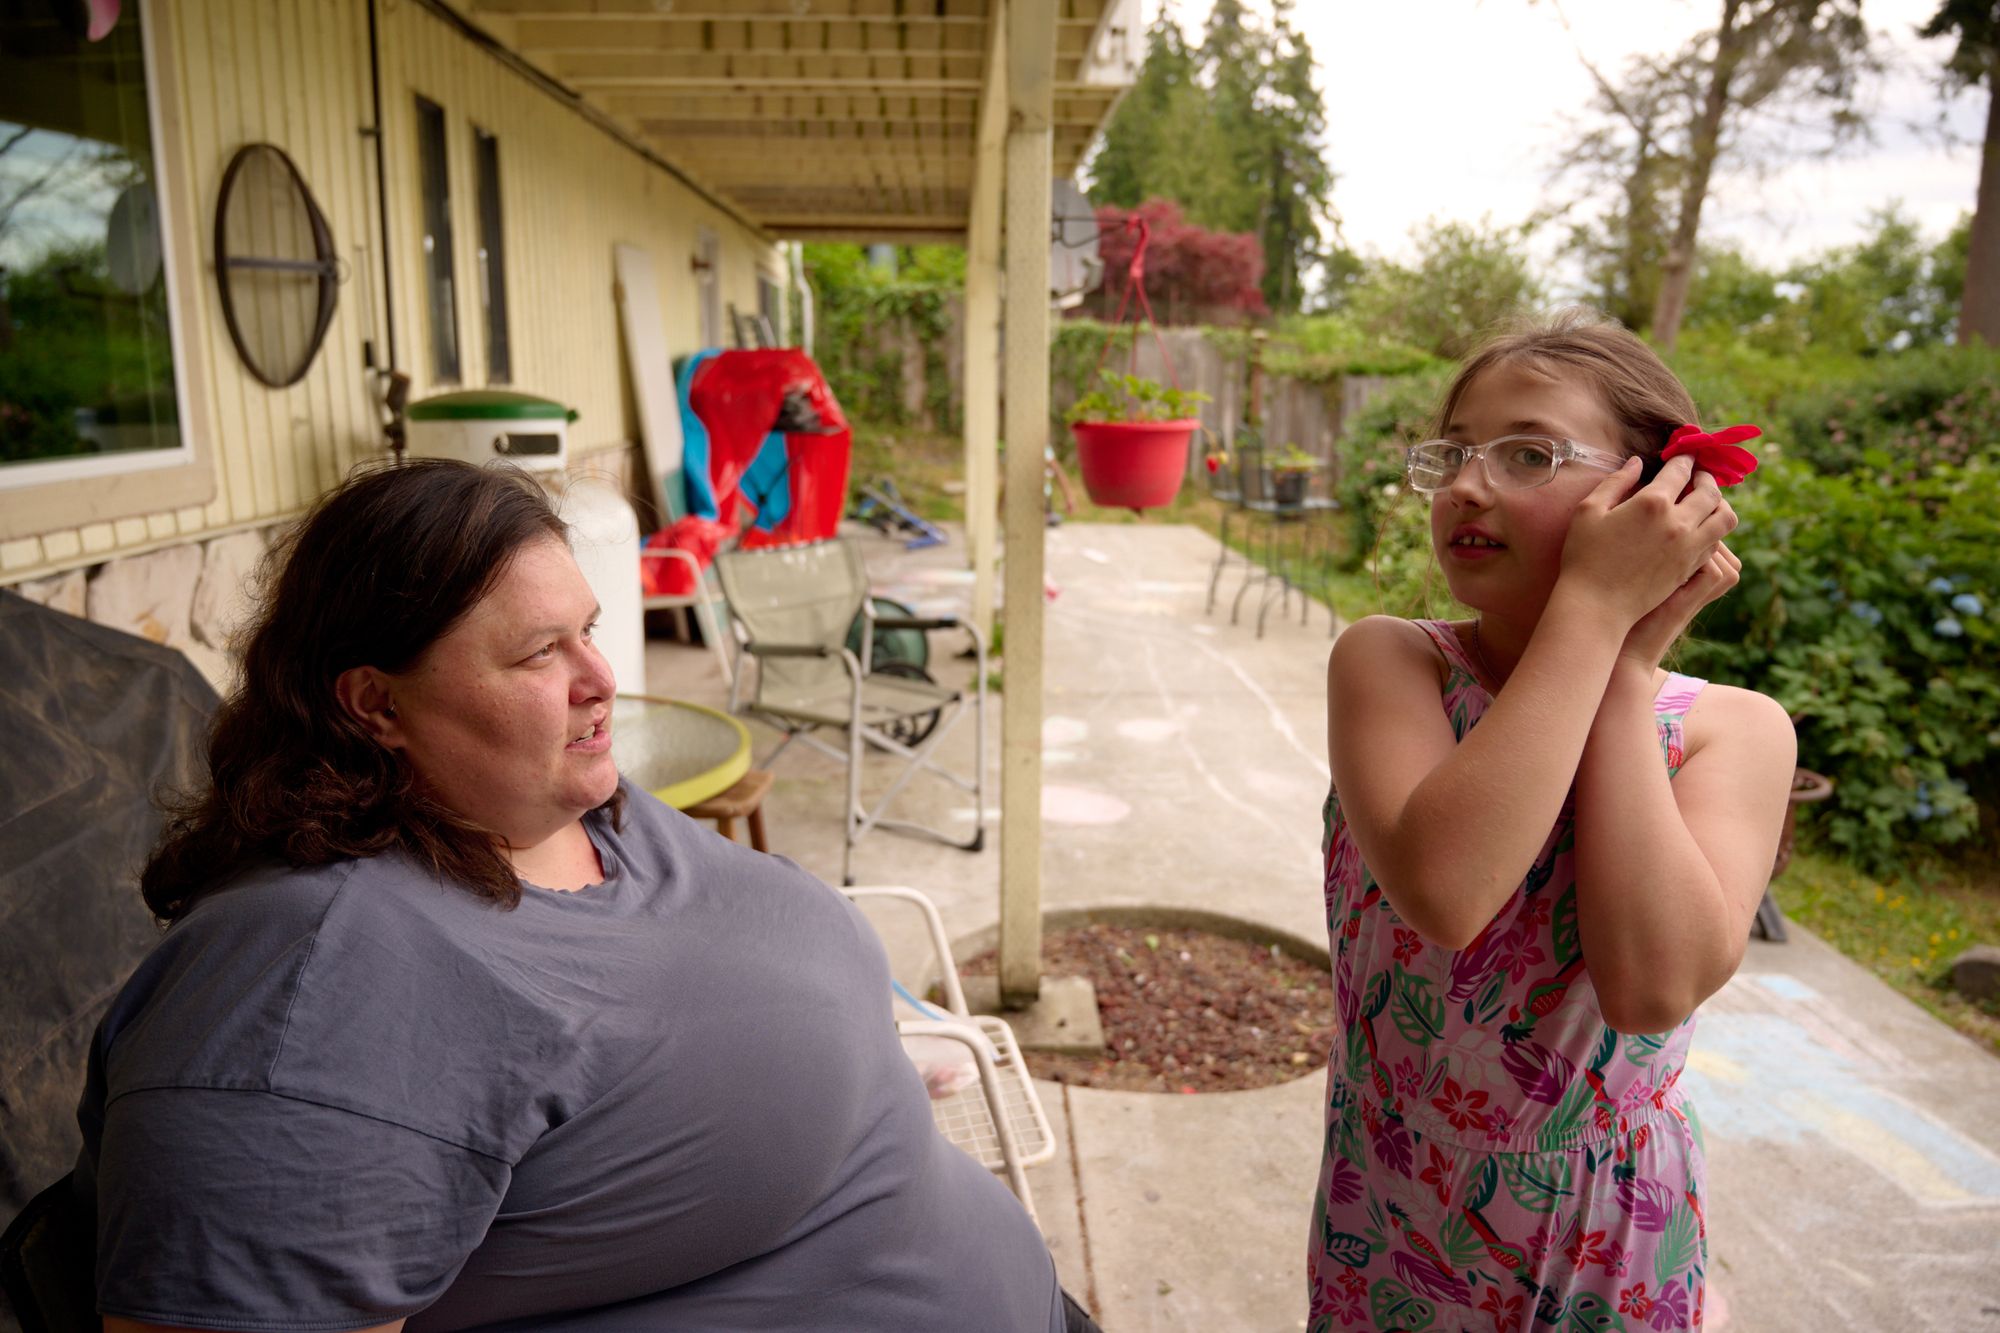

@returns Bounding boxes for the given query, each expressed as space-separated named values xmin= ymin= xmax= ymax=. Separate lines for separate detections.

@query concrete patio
xmin=642 ymin=520 xmax=2000 ymax=1332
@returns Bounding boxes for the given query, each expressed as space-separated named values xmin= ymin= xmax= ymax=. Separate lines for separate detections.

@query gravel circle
xmin=957 ymin=923 xmax=1336 ymax=1094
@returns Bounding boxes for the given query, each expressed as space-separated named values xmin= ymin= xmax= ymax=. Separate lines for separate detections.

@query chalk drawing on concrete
xmin=1043 ymin=716 xmax=1090 ymax=748
xmin=1684 ymin=992 xmax=2000 ymax=1207
xmin=1116 ymin=718 xmax=1182 ymax=743
xmin=1041 ymin=785 xmax=1131 ymax=825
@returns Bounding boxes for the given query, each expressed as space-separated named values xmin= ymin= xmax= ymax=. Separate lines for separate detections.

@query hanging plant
xmin=1066 ymin=371 xmax=1209 ymax=511
xmin=1067 ymin=214 xmax=1211 ymax=513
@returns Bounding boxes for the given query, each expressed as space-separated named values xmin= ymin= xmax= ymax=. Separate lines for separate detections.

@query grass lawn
xmin=1772 ymin=850 xmax=2000 ymax=1053
xmin=851 ymin=423 xmax=2000 ymax=1054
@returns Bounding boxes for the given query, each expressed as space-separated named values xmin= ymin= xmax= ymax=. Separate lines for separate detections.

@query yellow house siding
xmin=4 ymin=0 xmax=778 ymax=586
xmin=377 ymin=0 xmax=778 ymax=463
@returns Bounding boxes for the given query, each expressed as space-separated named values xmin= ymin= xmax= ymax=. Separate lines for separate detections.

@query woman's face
xmin=1429 ymin=359 xmax=1628 ymax=622
xmin=385 ymin=536 xmax=619 ymax=851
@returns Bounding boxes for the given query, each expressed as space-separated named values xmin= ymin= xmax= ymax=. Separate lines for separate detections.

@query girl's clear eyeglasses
xmin=1404 ymin=435 xmax=1628 ymax=495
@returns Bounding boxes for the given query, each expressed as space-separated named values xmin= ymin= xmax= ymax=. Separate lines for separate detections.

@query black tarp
xmin=0 ymin=590 xmax=217 ymax=1218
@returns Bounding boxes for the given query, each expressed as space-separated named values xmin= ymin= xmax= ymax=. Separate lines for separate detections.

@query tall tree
xmin=1650 ymin=0 xmax=1877 ymax=351
xmin=1250 ymin=0 xmax=1336 ymax=313
xmin=1921 ymin=0 xmax=2000 ymax=345
xmin=1346 ymin=218 xmax=1543 ymax=360
xmin=1085 ymin=1 xmax=1334 ymax=314
xmin=1551 ymin=51 xmax=1692 ymax=332
xmin=1088 ymin=14 xmax=1201 ymax=212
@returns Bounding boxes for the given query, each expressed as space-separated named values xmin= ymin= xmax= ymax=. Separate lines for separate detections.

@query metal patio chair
xmin=844 ymin=886 xmax=1054 ymax=1219
xmin=715 ymin=538 xmax=987 ymax=886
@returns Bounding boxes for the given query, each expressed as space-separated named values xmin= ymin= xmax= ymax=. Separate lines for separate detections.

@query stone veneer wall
xmin=7 ymin=528 xmax=272 ymax=698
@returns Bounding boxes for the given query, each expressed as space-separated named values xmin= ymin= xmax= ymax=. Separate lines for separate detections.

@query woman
xmin=81 ymin=459 xmax=1090 ymax=1332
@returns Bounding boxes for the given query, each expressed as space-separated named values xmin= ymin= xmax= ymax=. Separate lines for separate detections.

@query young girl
xmin=1309 ymin=310 xmax=1795 ymax=1333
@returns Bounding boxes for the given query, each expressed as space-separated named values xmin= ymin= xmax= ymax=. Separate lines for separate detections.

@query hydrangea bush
xmin=1678 ymin=452 xmax=2000 ymax=872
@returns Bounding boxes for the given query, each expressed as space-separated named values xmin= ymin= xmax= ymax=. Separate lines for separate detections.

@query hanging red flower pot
xmin=1061 ymin=217 xmax=1209 ymax=513
xmin=1071 ymin=417 xmax=1201 ymax=510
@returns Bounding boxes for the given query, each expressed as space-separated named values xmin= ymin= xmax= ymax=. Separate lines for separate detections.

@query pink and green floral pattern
xmin=1310 ymin=621 xmax=1710 ymax=1333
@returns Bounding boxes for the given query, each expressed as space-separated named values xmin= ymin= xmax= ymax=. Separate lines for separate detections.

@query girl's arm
xmin=1573 ymin=546 xmax=1796 ymax=1033
xmin=1328 ymin=599 xmax=1624 ymax=948
xmin=1328 ymin=454 xmax=1731 ymax=950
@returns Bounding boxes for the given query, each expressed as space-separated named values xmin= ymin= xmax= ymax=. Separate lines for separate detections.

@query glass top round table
xmin=611 ymin=694 xmax=752 ymax=810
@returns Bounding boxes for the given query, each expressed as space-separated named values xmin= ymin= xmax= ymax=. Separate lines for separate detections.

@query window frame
xmin=696 ymin=226 xmax=721 ymax=351
xmin=414 ymin=94 xmax=460 ymax=384
xmin=757 ymin=272 xmax=783 ymax=345
xmin=0 ymin=0 xmax=217 ymax=536
xmin=472 ymin=125 xmax=510 ymax=385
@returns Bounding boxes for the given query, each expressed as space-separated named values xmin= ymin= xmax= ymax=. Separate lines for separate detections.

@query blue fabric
xmin=740 ymin=432 xmax=793 ymax=531
xmin=675 ymin=349 xmax=722 ymax=520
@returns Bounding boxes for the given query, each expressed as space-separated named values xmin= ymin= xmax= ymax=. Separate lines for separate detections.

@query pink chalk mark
xmin=1040 ymin=784 xmax=1130 ymax=826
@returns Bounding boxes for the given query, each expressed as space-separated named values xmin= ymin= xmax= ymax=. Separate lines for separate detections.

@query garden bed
xmin=957 ymin=922 xmax=1335 ymax=1094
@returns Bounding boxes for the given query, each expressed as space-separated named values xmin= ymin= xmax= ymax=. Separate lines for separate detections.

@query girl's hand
xmin=1620 ymin=541 xmax=1741 ymax=673
xmin=1559 ymin=456 xmax=1737 ymax=626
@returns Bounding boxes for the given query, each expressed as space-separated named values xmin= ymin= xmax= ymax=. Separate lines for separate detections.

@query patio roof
xmin=457 ymin=0 xmax=1141 ymax=241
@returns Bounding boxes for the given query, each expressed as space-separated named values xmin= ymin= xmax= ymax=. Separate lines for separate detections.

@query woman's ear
xmin=334 ymin=666 xmax=405 ymax=747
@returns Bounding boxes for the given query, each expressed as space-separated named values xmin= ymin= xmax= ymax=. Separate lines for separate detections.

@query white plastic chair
xmin=843 ymin=886 xmax=1054 ymax=1219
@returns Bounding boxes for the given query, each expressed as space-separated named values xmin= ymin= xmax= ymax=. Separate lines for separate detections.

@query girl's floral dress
xmin=1309 ymin=620 xmax=1709 ymax=1333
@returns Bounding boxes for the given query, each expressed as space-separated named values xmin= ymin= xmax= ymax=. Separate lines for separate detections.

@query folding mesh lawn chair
xmin=844 ymin=887 xmax=1055 ymax=1219
xmin=715 ymin=538 xmax=987 ymax=886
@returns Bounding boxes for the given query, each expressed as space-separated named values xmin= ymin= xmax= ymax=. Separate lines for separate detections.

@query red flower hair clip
xmin=1661 ymin=423 xmax=1760 ymax=487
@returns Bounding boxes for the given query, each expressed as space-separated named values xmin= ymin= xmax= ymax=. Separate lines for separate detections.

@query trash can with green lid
xmin=405 ymin=389 xmax=578 ymax=474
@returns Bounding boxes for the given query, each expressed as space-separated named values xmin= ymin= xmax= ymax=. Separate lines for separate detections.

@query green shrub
xmin=805 ymin=244 xmax=960 ymax=430
xmin=1265 ymin=314 xmax=1443 ymax=382
xmin=1329 ymin=367 xmax=1451 ymax=568
xmin=1680 ymin=451 xmax=2000 ymax=873
xmin=1767 ymin=344 xmax=2000 ymax=477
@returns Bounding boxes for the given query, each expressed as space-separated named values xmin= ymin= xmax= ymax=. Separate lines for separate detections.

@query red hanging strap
xmin=1092 ymin=215 xmax=1183 ymax=392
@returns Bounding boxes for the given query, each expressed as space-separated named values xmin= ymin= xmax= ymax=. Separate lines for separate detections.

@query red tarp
xmin=641 ymin=350 xmax=852 ymax=597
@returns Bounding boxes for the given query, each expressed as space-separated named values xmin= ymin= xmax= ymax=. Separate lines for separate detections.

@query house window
xmin=757 ymin=274 xmax=782 ymax=346
xmin=473 ymin=127 xmax=509 ymax=384
xmin=0 ymin=3 xmax=186 ymax=485
xmin=414 ymin=95 xmax=459 ymax=382
xmin=695 ymin=227 xmax=720 ymax=350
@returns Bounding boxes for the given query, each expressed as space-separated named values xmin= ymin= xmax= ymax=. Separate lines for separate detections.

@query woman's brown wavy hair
xmin=141 ymin=459 xmax=623 ymax=923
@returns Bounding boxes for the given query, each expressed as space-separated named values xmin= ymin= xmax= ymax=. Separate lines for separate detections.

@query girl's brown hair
xmin=1429 ymin=306 xmax=1699 ymax=458
xmin=140 ymin=459 xmax=622 ymax=923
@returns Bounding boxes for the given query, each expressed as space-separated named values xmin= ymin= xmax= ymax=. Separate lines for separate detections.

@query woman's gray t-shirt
xmin=78 ymin=779 xmax=1063 ymax=1331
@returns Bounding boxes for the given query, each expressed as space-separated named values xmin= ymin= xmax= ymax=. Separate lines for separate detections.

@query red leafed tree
xmin=1087 ymin=198 xmax=1268 ymax=326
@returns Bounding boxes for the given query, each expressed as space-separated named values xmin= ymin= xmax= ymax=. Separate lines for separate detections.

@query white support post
xmin=963 ymin=16 xmax=1005 ymax=647
xmin=998 ymin=0 xmax=1055 ymax=1007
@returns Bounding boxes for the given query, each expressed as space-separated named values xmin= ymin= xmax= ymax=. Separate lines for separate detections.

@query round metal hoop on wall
xmin=213 ymin=143 xmax=341 ymax=388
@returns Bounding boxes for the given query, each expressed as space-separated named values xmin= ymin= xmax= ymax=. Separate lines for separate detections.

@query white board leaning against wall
xmin=612 ymin=244 xmax=686 ymax=527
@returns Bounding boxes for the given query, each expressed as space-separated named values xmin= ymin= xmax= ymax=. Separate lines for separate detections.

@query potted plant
xmin=1269 ymin=442 xmax=1321 ymax=508
xmin=1772 ymin=765 xmax=1835 ymax=880
xmin=1064 ymin=371 xmax=1211 ymax=511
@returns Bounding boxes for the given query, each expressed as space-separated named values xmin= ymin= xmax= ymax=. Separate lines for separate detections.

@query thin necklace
xmin=1466 ymin=618 xmax=1499 ymax=688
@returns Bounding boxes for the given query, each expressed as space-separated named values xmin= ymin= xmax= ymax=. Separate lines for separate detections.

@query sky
xmin=1144 ymin=0 xmax=1988 ymax=284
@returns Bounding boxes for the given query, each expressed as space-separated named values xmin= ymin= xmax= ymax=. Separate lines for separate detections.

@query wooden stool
xmin=683 ymin=769 xmax=774 ymax=852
